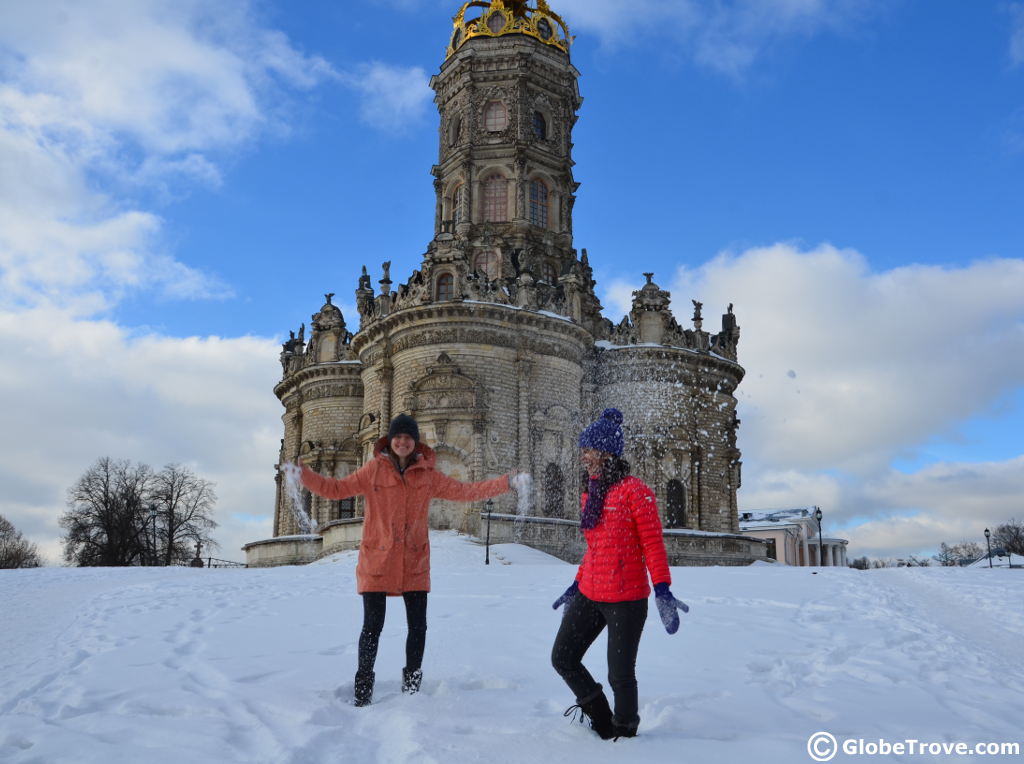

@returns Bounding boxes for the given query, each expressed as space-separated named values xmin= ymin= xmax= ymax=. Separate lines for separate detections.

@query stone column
xmin=273 ymin=471 xmax=283 ymax=537
xmin=802 ymin=536 xmax=810 ymax=567
xmin=377 ymin=361 xmax=394 ymax=423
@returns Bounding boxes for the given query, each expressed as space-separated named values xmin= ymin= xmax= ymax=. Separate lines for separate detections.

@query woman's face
xmin=390 ymin=433 xmax=416 ymax=460
xmin=580 ymin=448 xmax=607 ymax=478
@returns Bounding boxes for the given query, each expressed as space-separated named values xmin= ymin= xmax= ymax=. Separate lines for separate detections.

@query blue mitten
xmin=654 ymin=582 xmax=689 ymax=634
xmin=552 ymin=581 xmax=579 ymax=610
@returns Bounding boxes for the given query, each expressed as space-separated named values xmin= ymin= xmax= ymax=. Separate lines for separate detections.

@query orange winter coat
xmin=301 ymin=437 xmax=509 ymax=594
xmin=575 ymin=476 xmax=672 ymax=602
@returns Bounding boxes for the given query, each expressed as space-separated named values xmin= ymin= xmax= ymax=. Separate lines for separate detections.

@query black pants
xmin=357 ymin=591 xmax=428 ymax=675
xmin=551 ymin=593 xmax=648 ymax=725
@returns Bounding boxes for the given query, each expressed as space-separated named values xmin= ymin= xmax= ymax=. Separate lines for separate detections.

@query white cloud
xmin=555 ymin=0 xmax=876 ymax=75
xmin=600 ymin=244 xmax=1024 ymax=557
xmin=0 ymin=308 xmax=282 ymax=564
xmin=0 ymin=0 xmax=335 ymax=314
xmin=1010 ymin=3 xmax=1024 ymax=65
xmin=665 ymin=244 xmax=1024 ymax=472
xmin=841 ymin=455 xmax=1024 ymax=558
xmin=547 ymin=0 xmax=683 ymax=46
xmin=342 ymin=63 xmax=433 ymax=132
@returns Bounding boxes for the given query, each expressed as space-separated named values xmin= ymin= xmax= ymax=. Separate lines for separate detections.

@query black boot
xmin=612 ymin=717 xmax=639 ymax=740
xmin=354 ymin=670 xmax=375 ymax=707
xmin=402 ymin=667 xmax=422 ymax=694
xmin=564 ymin=686 xmax=615 ymax=740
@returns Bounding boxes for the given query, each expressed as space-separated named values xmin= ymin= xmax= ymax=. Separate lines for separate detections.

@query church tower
xmin=430 ymin=1 xmax=580 ymax=299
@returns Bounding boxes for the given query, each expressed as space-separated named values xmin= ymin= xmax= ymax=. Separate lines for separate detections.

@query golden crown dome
xmin=446 ymin=1 xmax=572 ymax=59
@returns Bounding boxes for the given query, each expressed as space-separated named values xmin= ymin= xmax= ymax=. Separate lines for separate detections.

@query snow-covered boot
xmin=402 ymin=667 xmax=422 ymax=694
xmin=564 ymin=686 xmax=615 ymax=740
xmin=354 ymin=670 xmax=375 ymax=707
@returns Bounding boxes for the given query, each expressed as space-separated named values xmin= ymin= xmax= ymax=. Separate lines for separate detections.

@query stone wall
xmin=483 ymin=513 xmax=768 ymax=567
xmin=243 ymin=535 xmax=323 ymax=567
xmin=319 ymin=518 xmax=364 ymax=557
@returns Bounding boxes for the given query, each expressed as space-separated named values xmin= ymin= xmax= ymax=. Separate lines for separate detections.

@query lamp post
xmin=814 ymin=507 xmax=824 ymax=567
xmin=484 ymin=499 xmax=493 ymax=565
xmin=985 ymin=528 xmax=992 ymax=569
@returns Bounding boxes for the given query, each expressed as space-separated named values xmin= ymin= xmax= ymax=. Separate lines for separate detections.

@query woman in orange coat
xmin=297 ymin=414 xmax=513 ymax=706
xmin=551 ymin=408 xmax=689 ymax=740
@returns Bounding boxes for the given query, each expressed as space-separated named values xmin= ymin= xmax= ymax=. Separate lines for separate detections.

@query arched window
xmin=529 ymin=179 xmax=549 ymax=228
xmin=483 ymin=101 xmax=507 ymax=132
xmin=482 ymin=174 xmax=507 ymax=222
xmin=532 ymin=111 xmax=547 ymax=140
xmin=436 ymin=273 xmax=454 ymax=301
xmin=450 ymin=183 xmax=466 ymax=224
xmin=544 ymin=463 xmax=564 ymax=517
xmin=666 ymin=479 xmax=686 ymax=528
xmin=540 ymin=261 xmax=558 ymax=284
xmin=448 ymin=116 xmax=462 ymax=146
xmin=473 ymin=251 xmax=499 ymax=280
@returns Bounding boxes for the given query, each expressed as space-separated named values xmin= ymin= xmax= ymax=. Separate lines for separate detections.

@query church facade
xmin=269 ymin=1 xmax=749 ymax=552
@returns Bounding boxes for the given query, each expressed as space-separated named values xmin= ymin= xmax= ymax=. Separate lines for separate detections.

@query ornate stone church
xmin=265 ymin=0 xmax=755 ymax=562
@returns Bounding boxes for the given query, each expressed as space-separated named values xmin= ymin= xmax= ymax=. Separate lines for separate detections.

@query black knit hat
xmin=387 ymin=414 xmax=420 ymax=444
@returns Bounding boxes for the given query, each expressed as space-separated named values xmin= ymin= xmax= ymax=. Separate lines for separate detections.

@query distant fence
xmin=204 ymin=557 xmax=247 ymax=568
xmin=175 ymin=557 xmax=248 ymax=569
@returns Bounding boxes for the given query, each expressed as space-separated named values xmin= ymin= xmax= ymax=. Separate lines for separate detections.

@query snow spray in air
xmin=280 ymin=463 xmax=318 ymax=534
xmin=510 ymin=472 xmax=533 ymax=543
xmin=510 ymin=472 xmax=533 ymax=515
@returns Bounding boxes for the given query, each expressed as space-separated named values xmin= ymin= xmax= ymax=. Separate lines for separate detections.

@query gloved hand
xmin=552 ymin=581 xmax=579 ymax=610
xmin=654 ymin=582 xmax=689 ymax=634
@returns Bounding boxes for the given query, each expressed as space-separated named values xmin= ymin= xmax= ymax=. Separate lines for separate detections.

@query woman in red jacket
xmin=294 ymin=414 xmax=513 ymax=707
xmin=551 ymin=408 xmax=689 ymax=740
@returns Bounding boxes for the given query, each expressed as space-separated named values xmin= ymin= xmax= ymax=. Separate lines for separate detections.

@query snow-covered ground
xmin=1 ymin=532 xmax=1022 ymax=764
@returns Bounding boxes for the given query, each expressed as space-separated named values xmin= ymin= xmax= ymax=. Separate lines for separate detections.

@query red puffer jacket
xmin=575 ymin=476 xmax=671 ymax=602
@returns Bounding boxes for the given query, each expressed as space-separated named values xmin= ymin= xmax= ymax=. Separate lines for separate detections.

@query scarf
xmin=580 ymin=458 xmax=629 ymax=530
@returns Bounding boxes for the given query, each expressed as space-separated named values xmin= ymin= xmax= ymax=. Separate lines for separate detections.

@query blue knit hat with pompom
xmin=578 ymin=408 xmax=624 ymax=457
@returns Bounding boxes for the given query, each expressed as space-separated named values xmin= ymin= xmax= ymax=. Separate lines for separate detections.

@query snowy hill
xmin=1 ymin=532 xmax=1022 ymax=764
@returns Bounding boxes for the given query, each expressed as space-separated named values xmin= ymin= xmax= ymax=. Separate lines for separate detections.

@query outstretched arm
xmin=299 ymin=463 xmax=368 ymax=501
xmin=431 ymin=472 xmax=510 ymax=502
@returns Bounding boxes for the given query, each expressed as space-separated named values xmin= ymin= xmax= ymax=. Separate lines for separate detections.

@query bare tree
xmin=0 ymin=515 xmax=42 ymax=568
xmin=61 ymin=458 xmax=153 ymax=566
xmin=992 ymin=519 xmax=1024 ymax=560
xmin=62 ymin=458 xmax=221 ymax=567
xmin=933 ymin=541 xmax=983 ymax=567
xmin=150 ymin=464 xmax=219 ymax=565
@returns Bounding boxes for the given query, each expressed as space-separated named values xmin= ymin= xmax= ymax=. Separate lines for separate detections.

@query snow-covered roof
xmin=739 ymin=507 xmax=818 ymax=525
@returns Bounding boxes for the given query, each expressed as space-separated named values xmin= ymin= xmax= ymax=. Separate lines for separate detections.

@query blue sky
xmin=2 ymin=0 xmax=1023 ymax=563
